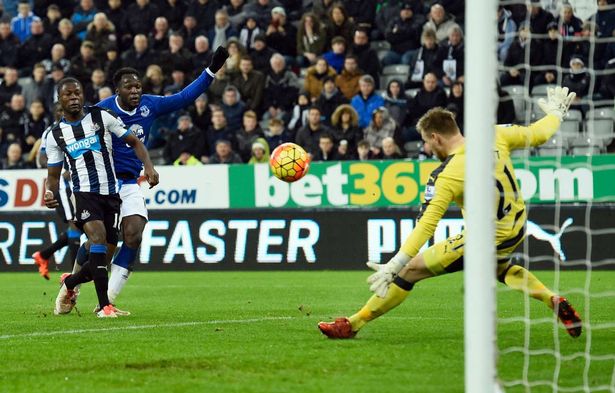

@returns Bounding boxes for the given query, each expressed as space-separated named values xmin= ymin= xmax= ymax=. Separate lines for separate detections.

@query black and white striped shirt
xmin=45 ymin=106 xmax=131 ymax=195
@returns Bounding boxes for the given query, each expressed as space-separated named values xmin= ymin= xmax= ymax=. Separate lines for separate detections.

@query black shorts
xmin=55 ymin=187 xmax=75 ymax=223
xmin=74 ymin=192 xmax=122 ymax=245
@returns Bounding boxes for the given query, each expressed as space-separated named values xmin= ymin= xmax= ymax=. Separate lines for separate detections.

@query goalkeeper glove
xmin=537 ymin=86 xmax=576 ymax=121
xmin=208 ymin=46 xmax=229 ymax=74
xmin=366 ymin=252 xmax=411 ymax=298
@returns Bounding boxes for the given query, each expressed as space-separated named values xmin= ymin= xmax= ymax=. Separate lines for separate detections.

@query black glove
xmin=208 ymin=46 xmax=229 ymax=74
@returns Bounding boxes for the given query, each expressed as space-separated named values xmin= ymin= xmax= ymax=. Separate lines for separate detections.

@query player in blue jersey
xmin=54 ymin=46 xmax=229 ymax=314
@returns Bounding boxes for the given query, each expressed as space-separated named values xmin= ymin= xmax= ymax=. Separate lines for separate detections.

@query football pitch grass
xmin=1 ymin=271 xmax=614 ymax=393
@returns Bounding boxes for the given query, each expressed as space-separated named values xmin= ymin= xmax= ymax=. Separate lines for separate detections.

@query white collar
xmin=114 ymin=95 xmax=137 ymax=116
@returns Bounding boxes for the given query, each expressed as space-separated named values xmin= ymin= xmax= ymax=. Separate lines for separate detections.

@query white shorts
xmin=119 ymin=183 xmax=148 ymax=222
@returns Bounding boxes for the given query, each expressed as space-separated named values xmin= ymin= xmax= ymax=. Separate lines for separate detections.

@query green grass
xmin=0 ymin=271 xmax=613 ymax=393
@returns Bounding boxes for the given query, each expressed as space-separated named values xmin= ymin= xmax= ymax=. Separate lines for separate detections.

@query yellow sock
xmin=503 ymin=265 xmax=555 ymax=307
xmin=348 ymin=283 xmax=410 ymax=331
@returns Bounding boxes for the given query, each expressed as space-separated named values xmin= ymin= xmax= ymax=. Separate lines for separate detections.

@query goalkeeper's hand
xmin=537 ymin=86 xmax=576 ymax=121
xmin=366 ymin=253 xmax=410 ymax=297
xmin=208 ymin=46 xmax=229 ymax=74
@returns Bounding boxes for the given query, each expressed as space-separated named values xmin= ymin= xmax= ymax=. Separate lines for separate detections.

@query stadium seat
xmin=569 ymin=135 xmax=604 ymax=154
xmin=382 ymin=64 xmax=410 ymax=76
xmin=570 ymin=145 xmax=601 ymax=156
xmin=500 ymin=85 xmax=527 ymax=122
xmin=531 ymin=84 xmax=554 ymax=97
xmin=377 ymin=50 xmax=388 ymax=62
xmin=584 ymin=108 xmax=615 ymax=145
xmin=536 ymin=146 xmax=566 ymax=157
xmin=510 ymin=149 xmax=531 ymax=158
xmin=403 ymin=141 xmax=423 ymax=157
xmin=405 ymin=88 xmax=419 ymax=98
xmin=559 ymin=109 xmax=583 ymax=143
xmin=370 ymin=41 xmax=391 ymax=51
xmin=380 ymin=74 xmax=407 ymax=90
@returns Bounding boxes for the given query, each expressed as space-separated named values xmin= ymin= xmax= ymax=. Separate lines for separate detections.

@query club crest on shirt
xmin=425 ymin=185 xmax=436 ymax=201
xmin=140 ymin=105 xmax=150 ymax=117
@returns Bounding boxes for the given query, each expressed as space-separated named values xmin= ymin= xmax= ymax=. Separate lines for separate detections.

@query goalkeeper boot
xmin=54 ymin=273 xmax=78 ymax=315
xmin=318 ymin=318 xmax=357 ymax=339
xmin=93 ymin=304 xmax=131 ymax=316
xmin=552 ymin=296 xmax=582 ymax=338
xmin=96 ymin=305 xmax=118 ymax=318
xmin=32 ymin=251 xmax=50 ymax=280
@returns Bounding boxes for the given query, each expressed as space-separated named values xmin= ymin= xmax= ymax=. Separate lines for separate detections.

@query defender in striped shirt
xmin=44 ymin=77 xmax=159 ymax=318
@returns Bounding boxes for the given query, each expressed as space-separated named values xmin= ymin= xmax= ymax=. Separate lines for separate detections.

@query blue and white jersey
xmin=41 ymin=123 xmax=71 ymax=192
xmin=97 ymin=69 xmax=215 ymax=180
xmin=45 ymin=106 xmax=131 ymax=195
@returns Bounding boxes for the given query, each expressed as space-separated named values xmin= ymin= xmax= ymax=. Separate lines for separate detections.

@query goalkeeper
xmin=319 ymin=86 xmax=583 ymax=339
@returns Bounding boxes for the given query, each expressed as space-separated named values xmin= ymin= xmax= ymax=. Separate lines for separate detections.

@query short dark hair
xmin=113 ymin=67 xmax=140 ymax=88
xmin=56 ymin=77 xmax=81 ymax=95
xmin=319 ymin=132 xmax=334 ymax=142
xmin=308 ymin=105 xmax=321 ymax=113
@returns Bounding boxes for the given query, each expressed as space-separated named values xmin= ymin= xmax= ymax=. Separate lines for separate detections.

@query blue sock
xmin=67 ymin=229 xmax=81 ymax=239
xmin=76 ymin=244 xmax=89 ymax=266
xmin=113 ymin=244 xmax=138 ymax=270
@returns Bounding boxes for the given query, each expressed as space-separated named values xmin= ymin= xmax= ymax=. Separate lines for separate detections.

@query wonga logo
xmin=65 ymin=135 xmax=101 ymax=158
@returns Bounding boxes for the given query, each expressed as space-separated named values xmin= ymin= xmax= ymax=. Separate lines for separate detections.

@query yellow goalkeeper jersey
xmin=401 ymin=114 xmax=561 ymax=258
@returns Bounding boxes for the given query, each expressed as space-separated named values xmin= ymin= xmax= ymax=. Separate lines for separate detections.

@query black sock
xmin=64 ymin=262 xmax=92 ymax=289
xmin=39 ymin=232 xmax=68 ymax=260
xmin=68 ymin=237 xmax=81 ymax=264
xmin=90 ymin=244 xmax=110 ymax=308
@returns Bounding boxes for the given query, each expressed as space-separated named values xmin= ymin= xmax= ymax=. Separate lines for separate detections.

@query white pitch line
xmin=0 ymin=316 xmax=293 ymax=340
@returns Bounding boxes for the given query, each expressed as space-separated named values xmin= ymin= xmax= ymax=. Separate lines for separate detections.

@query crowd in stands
xmin=0 ymin=0 xmax=614 ymax=168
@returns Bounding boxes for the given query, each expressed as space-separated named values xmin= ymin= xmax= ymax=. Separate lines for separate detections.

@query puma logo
xmin=526 ymin=218 xmax=573 ymax=261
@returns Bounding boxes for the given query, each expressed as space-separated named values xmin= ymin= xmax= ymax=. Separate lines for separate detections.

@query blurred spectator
xmin=350 ymin=27 xmax=380 ymax=84
xmin=383 ymin=79 xmax=407 ymax=127
xmin=406 ymin=72 xmax=447 ymax=127
xmin=56 ymin=19 xmax=81 ymax=59
xmin=103 ymin=43 xmax=121 ymax=84
xmin=304 ymin=57 xmax=337 ymax=101
xmin=124 ymin=0 xmax=160 ymax=38
xmin=173 ymin=152 xmax=203 ymax=166
xmin=0 ymin=67 xmax=21 ymax=108
xmin=497 ymin=7 xmax=517 ymax=62
xmin=227 ymin=0 xmax=247 ymax=29
xmin=336 ymin=54 xmax=362 ymax=100
xmin=563 ymin=56 xmax=590 ymax=106
xmin=106 ymin=0 xmax=126 ymax=41
xmin=187 ymin=0 xmax=220 ymax=34
xmin=351 ymin=74 xmax=384 ymax=129
xmin=225 ymin=37 xmax=246 ymax=75
xmin=342 ymin=0 xmax=377 ymax=27
xmin=41 ymin=64 xmax=64 ymax=111
xmin=71 ymin=0 xmax=97 ymax=40
xmin=501 ymin=23 xmax=542 ymax=87
xmin=208 ymin=66 xmax=231 ymax=105
xmin=0 ymin=20 xmax=20 ymax=71
xmin=3 ymin=142 xmax=31 ymax=169
xmin=42 ymin=43 xmax=71 ymax=74
xmin=265 ymin=117 xmax=291 ymax=149
xmin=251 ymin=34 xmax=275 ymax=73
xmin=557 ymin=3 xmax=582 ymax=37
xmin=142 ymin=64 xmax=166 ymax=95
xmin=167 ymin=69 xmax=188 ymax=91
xmin=98 ymin=86 xmax=112 ymax=100
xmin=315 ymin=76 xmax=348 ymax=125
xmin=248 ymin=138 xmax=270 ymax=164
xmin=266 ymin=6 xmax=297 ymax=58
xmin=237 ymin=110 xmax=264 ymax=161
xmin=406 ymin=28 xmax=439 ymax=89
xmin=423 ymin=4 xmax=457 ymax=43
xmin=288 ymin=92 xmax=310 ymax=133
xmin=325 ymin=4 xmax=355 ymax=46
xmin=447 ymin=81 xmax=464 ymax=130
xmin=331 ymin=104 xmax=362 ymax=159
xmin=322 ymin=36 xmax=346 ymax=74
xmin=221 ymin=85 xmax=246 ymax=131
xmin=11 ymin=0 xmax=39 ymax=43
xmin=178 ymin=14 xmax=200 ymax=52
xmin=85 ymin=12 xmax=115 ymax=62
xmin=296 ymin=12 xmax=327 ymax=67
xmin=189 ymin=94 xmax=212 ymax=132
xmin=84 ymin=68 xmax=107 ymax=104
xmin=209 ymin=9 xmax=238 ymax=50
xmin=121 ymin=34 xmax=157 ymax=75
xmin=295 ymin=106 xmax=332 ymax=155
xmin=209 ymin=139 xmax=243 ymax=163
xmin=0 ymin=94 xmax=27 ymax=152
xmin=244 ymin=0 xmax=279 ymax=29
xmin=161 ymin=33 xmax=192 ymax=75
xmin=149 ymin=17 xmax=170 ymax=52
xmin=238 ymin=13 xmax=260 ymax=51
xmin=528 ymin=0 xmax=554 ymax=35
xmin=434 ymin=24 xmax=464 ymax=87
xmin=42 ymin=4 xmax=62 ymax=36
xmin=497 ymin=85 xmax=516 ymax=124
xmin=374 ymin=0 xmax=421 ymax=40
xmin=382 ymin=136 xmax=403 ymax=159
xmin=383 ymin=2 xmax=422 ymax=66
xmin=356 ymin=139 xmax=373 ymax=160
xmin=263 ymin=53 xmax=300 ymax=115
xmin=364 ymin=107 xmax=396 ymax=156
xmin=569 ymin=21 xmax=605 ymax=69
xmin=534 ymin=21 xmax=563 ymax=85
xmin=205 ymin=108 xmax=237 ymax=155
xmin=20 ymin=19 xmax=53 ymax=74
xmin=232 ymin=55 xmax=266 ymax=111
xmin=192 ymin=36 xmax=213 ymax=79
xmin=313 ymin=132 xmax=339 ymax=161
xmin=21 ymin=63 xmax=46 ymax=108
xmin=70 ymin=40 xmax=102 ymax=86
xmin=313 ymin=0 xmax=334 ymax=21
xmin=594 ymin=0 xmax=615 ymax=39
xmin=164 ymin=114 xmax=207 ymax=164
xmin=160 ymin=0 xmax=188 ymax=32
xmin=23 ymin=99 xmax=48 ymax=153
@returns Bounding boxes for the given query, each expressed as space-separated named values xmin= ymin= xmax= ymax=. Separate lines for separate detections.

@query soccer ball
xmin=269 ymin=142 xmax=310 ymax=182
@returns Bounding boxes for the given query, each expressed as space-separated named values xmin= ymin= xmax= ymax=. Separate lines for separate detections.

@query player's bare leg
xmin=319 ymin=255 xmax=434 ymax=339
